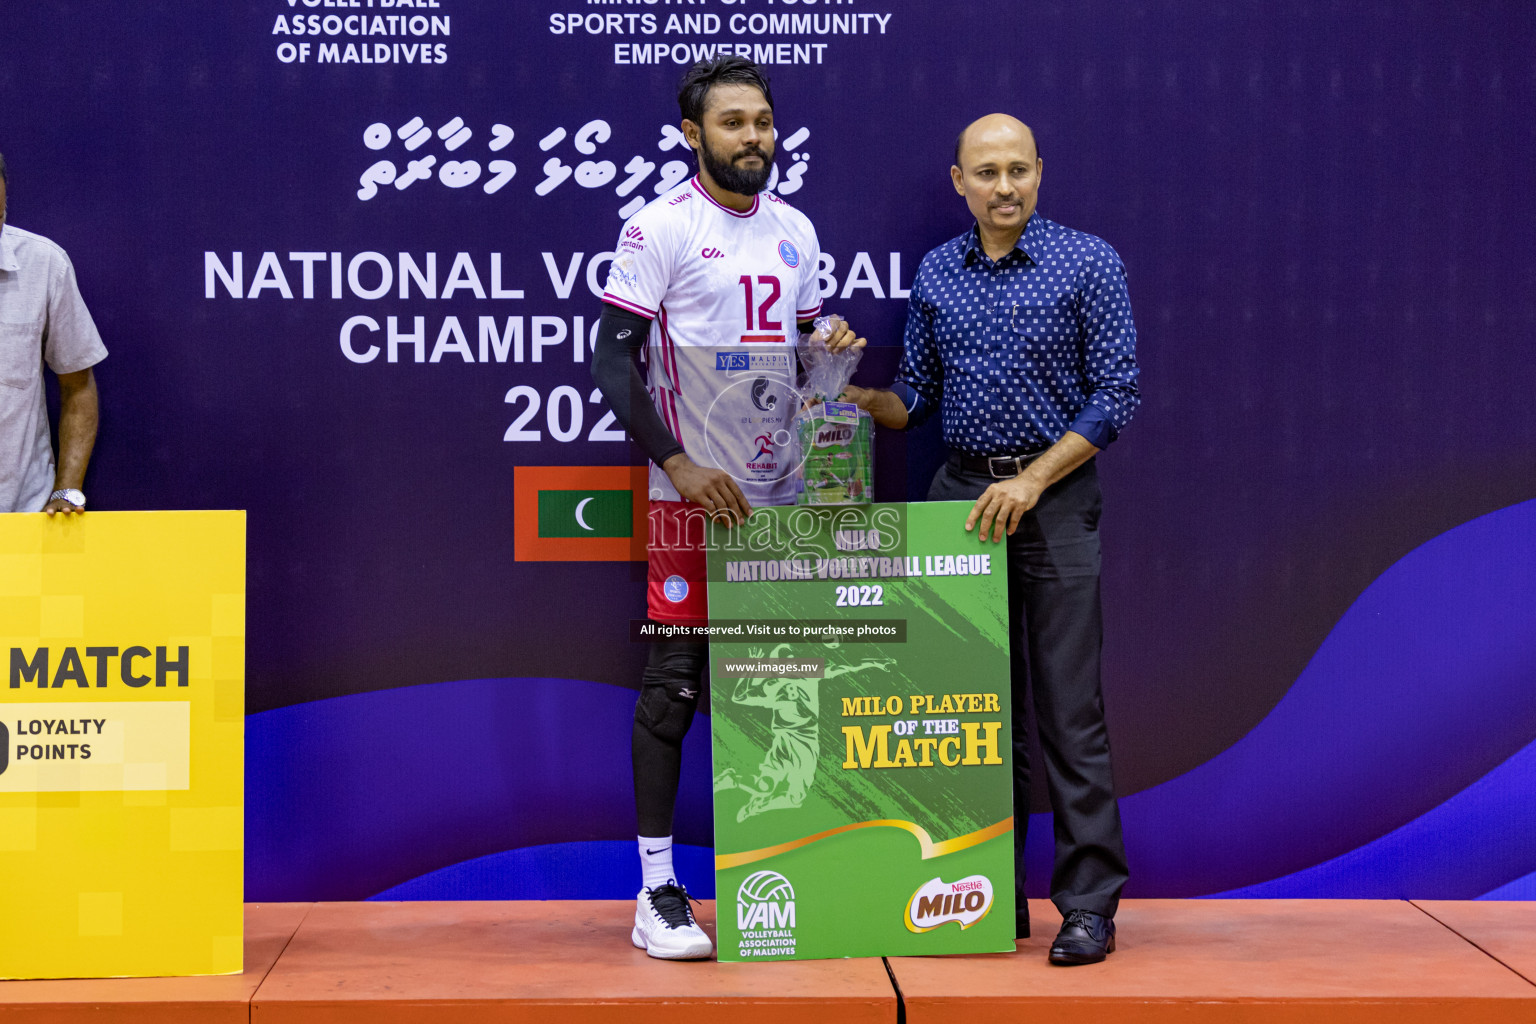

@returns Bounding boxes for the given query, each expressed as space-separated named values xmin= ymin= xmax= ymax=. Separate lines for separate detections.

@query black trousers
xmin=928 ymin=458 xmax=1129 ymax=921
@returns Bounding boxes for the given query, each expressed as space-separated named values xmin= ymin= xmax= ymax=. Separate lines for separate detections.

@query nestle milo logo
xmin=812 ymin=424 xmax=854 ymax=447
xmin=905 ymin=874 xmax=995 ymax=933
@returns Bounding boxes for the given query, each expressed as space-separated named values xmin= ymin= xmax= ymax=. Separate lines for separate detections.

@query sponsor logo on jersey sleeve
xmin=663 ymin=575 xmax=689 ymax=603
xmin=777 ymin=239 xmax=800 ymax=268
xmin=609 ymin=255 xmax=640 ymax=288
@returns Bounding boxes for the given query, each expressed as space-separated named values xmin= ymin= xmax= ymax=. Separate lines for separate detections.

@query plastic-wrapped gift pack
xmin=795 ymin=400 xmax=873 ymax=505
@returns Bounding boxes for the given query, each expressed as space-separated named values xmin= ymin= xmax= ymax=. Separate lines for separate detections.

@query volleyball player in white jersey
xmin=591 ymin=56 xmax=863 ymax=960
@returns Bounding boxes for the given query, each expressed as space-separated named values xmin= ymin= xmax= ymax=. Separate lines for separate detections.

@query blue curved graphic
xmin=1479 ymin=870 xmax=1536 ymax=901
xmin=370 ymin=841 xmax=716 ymax=901
xmin=247 ymin=677 xmax=714 ymax=902
xmin=1022 ymin=498 xmax=1536 ymax=896
xmin=1209 ymin=735 xmax=1536 ymax=898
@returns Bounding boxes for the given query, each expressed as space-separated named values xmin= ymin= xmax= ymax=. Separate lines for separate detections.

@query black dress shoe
xmin=1048 ymin=909 xmax=1115 ymax=965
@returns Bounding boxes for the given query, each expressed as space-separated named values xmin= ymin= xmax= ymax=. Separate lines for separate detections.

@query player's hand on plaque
xmin=663 ymin=453 xmax=753 ymax=525
xmin=966 ymin=473 xmax=1046 ymax=543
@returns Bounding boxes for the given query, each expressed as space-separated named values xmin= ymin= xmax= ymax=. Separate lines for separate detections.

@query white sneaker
xmin=632 ymin=881 xmax=713 ymax=960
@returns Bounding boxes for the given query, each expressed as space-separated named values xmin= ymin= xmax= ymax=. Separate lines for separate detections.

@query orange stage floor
xmin=1 ymin=900 xmax=1531 ymax=1023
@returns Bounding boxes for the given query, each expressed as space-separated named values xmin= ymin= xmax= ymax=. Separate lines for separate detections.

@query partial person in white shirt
xmin=0 ymin=149 xmax=106 ymax=515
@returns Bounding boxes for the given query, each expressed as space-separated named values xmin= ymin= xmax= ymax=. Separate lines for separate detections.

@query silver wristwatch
xmin=50 ymin=488 xmax=87 ymax=508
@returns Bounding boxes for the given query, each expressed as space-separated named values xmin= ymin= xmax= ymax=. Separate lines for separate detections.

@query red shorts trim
xmin=647 ymin=500 xmax=712 ymax=624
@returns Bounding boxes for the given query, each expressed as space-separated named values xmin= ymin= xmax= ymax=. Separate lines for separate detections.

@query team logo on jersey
xmin=777 ymin=240 xmax=800 ymax=268
xmin=663 ymin=575 xmax=689 ymax=603
xmin=701 ymin=247 xmax=726 ymax=259
xmin=750 ymin=377 xmax=779 ymax=411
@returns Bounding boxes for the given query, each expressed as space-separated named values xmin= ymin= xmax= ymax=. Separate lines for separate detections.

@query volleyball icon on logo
xmin=739 ymin=870 xmax=795 ymax=904
xmin=737 ymin=869 xmax=797 ymax=932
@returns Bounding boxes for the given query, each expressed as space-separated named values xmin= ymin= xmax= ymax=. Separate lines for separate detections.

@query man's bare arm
xmin=45 ymin=367 xmax=98 ymax=515
xmin=836 ymin=385 xmax=909 ymax=430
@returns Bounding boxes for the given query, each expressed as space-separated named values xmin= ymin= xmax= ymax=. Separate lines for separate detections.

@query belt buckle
xmin=987 ymin=455 xmax=1022 ymax=479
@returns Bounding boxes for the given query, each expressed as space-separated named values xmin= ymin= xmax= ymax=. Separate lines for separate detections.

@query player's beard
xmin=699 ymin=128 xmax=774 ymax=196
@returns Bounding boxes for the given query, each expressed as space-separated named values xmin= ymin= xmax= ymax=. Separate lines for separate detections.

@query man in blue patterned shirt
xmin=842 ymin=113 xmax=1138 ymax=966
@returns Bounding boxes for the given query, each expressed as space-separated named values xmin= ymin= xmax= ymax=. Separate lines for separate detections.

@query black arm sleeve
xmin=590 ymin=304 xmax=686 ymax=469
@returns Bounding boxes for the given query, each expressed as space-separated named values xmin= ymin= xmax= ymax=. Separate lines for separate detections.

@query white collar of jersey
xmin=692 ymin=176 xmax=760 ymax=219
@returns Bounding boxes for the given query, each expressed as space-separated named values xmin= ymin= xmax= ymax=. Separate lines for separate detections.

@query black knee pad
xmin=635 ymin=639 xmax=707 ymax=745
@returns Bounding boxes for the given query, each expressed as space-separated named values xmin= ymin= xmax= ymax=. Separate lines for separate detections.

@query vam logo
xmin=701 ymin=247 xmax=726 ymax=259
xmin=625 ymin=226 xmax=644 ymax=241
xmin=737 ymin=870 xmax=796 ymax=931
xmin=906 ymin=874 xmax=995 ymax=933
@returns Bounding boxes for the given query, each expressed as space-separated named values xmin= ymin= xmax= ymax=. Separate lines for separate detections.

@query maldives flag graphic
xmin=513 ymin=465 xmax=647 ymax=561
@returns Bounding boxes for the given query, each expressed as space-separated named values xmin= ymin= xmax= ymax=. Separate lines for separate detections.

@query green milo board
xmin=706 ymin=501 xmax=1015 ymax=961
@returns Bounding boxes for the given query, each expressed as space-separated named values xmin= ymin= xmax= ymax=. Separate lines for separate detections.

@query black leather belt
xmin=948 ymin=449 xmax=1047 ymax=478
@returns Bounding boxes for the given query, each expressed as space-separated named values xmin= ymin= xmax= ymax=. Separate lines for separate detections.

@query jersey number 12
xmin=739 ymin=275 xmax=783 ymax=341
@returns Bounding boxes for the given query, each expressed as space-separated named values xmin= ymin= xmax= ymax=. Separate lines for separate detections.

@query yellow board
xmin=0 ymin=511 xmax=244 ymax=980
